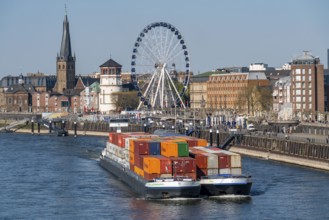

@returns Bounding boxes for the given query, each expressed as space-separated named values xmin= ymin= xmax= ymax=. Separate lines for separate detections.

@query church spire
xmin=59 ymin=9 xmax=73 ymax=61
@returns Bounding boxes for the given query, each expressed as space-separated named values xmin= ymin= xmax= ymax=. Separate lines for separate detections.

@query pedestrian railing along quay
xmin=240 ymin=135 xmax=329 ymax=161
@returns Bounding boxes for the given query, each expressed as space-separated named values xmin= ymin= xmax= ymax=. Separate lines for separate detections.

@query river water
xmin=1 ymin=133 xmax=329 ymax=219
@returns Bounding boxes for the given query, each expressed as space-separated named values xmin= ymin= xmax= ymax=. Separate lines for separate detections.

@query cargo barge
xmin=99 ymin=132 xmax=252 ymax=199
xmin=99 ymin=132 xmax=202 ymax=199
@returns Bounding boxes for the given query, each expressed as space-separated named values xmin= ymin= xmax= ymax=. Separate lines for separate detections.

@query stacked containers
xmin=189 ymin=146 xmax=242 ymax=179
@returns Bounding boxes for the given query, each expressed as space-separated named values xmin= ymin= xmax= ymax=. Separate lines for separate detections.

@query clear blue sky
xmin=0 ymin=0 xmax=328 ymax=78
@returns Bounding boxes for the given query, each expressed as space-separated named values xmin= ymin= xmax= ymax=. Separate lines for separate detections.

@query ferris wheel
xmin=131 ymin=22 xmax=190 ymax=110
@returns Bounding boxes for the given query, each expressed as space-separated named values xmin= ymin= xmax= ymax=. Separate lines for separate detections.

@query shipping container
xmin=149 ymin=142 xmax=161 ymax=155
xmin=197 ymin=139 xmax=208 ymax=147
xmin=231 ymin=168 xmax=242 ymax=175
xmin=203 ymin=153 xmax=219 ymax=169
xmin=176 ymin=142 xmax=189 ymax=157
xmin=150 ymin=155 xmax=172 ymax=174
xmin=170 ymin=157 xmax=196 ymax=173
xmin=161 ymin=142 xmax=179 ymax=157
xmin=134 ymin=166 xmax=144 ymax=177
xmin=217 ymin=153 xmax=231 ymax=169
xmin=186 ymin=139 xmax=198 ymax=148
xmin=129 ymin=151 xmax=135 ymax=164
xmin=219 ymin=168 xmax=231 ymax=174
xmin=143 ymin=157 xmax=160 ymax=174
xmin=144 ymin=172 xmax=160 ymax=180
xmin=197 ymin=168 xmax=219 ymax=177
xmin=133 ymin=140 xmax=150 ymax=155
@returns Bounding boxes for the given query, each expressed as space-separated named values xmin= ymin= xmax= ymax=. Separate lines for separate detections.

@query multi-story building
xmin=99 ymin=58 xmax=122 ymax=114
xmin=80 ymin=82 xmax=100 ymax=113
xmin=190 ymin=72 xmax=212 ymax=112
xmin=207 ymin=72 xmax=270 ymax=115
xmin=291 ymin=51 xmax=324 ymax=120
xmin=272 ymin=76 xmax=292 ymax=120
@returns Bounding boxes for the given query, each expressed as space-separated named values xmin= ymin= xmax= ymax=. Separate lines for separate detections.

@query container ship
xmin=99 ymin=132 xmax=252 ymax=199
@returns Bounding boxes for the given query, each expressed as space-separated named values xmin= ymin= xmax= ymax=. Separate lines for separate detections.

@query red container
xmin=217 ymin=153 xmax=231 ymax=169
xmin=134 ymin=155 xmax=146 ymax=169
xmin=194 ymin=154 xmax=208 ymax=169
xmin=133 ymin=140 xmax=150 ymax=155
xmin=186 ymin=139 xmax=198 ymax=148
xmin=170 ymin=157 xmax=196 ymax=173
xmin=116 ymin=133 xmax=125 ymax=148
xmin=144 ymin=172 xmax=160 ymax=180
xmin=109 ymin=132 xmax=118 ymax=145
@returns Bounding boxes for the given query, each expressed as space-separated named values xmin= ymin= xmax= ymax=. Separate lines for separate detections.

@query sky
xmin=0 ymin=0 xmax=328 ymax=78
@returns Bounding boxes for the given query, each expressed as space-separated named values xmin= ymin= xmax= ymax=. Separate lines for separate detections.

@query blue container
xmin=149 ymin=142 xmax=161 ymax=155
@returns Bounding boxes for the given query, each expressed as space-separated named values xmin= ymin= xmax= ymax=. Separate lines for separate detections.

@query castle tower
xmin=99 ymin=58 xmax=122 ymax=114
xmin=54 ymin=13 xmax=76 ymax=93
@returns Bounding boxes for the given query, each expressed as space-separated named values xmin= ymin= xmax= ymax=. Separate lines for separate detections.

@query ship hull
xmin=100 ymin=156 xmax=200 ymax=199
xmin=200 ymin=175 xmax=252 ymax=196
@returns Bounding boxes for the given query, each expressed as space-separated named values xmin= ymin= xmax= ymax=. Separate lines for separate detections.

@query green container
xmin=176 ymin=142 xmax=189 ymax=157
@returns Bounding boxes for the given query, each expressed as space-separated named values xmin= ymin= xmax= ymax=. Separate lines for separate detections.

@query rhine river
xmin=1 ymin=133 xmax=329 ymax=219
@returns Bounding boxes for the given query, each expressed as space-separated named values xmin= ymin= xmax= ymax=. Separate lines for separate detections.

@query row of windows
xmin=292 ymin=82 xmax=312 ymax=89
xmin=293 ymin=75 xmax=312 ymax=82
xmin=295 ymin=103 xmax=313 ymax=110
xmin=58 ymin=64 xmax=74 ymax=70
xmin=294 ymin=96 xmax=312 ymax=102
xmin=210 ymin=76 xmax=247 ymax=81
xmin=292 ymin=68 xmax=312 ymax=75
xmin=293 ymin=89 xmax=312 ymax=95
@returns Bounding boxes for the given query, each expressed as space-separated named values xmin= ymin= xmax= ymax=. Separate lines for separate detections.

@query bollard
xmin=216 ymin=130 xmax=220 ymax=148
xmin=198 ymin=129 xmax=201 ymax=138
xmin=31 ymin=120 xmax=34 ymax=135
xmin=49 ymin=121 xmax=52 ymax=134
xmin=209 ymin=129 xmax=213 ymax=146
xmin=62 ymin=120 xmax=65 ymax=130
xmin=185 ymin=127 xmax=188 ymax=136
xmin=74 ymin=121 xmax=77 ymax=138
xmin=37 ymin=122 xmax=40 ymax=135
xmin=144 ymin=124 xmax=147 ymax=132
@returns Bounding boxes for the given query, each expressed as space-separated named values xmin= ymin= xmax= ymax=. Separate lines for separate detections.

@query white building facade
xmin=98 ymin=59 xmax=122 ymax=114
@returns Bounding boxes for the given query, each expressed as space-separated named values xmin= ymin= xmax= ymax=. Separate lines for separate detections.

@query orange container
xmin=161 ymin=142 xmax=179 ymax=157
xmin=197 ymin=139 xmax=208 ymax=147
xmin=143 ymin=157 xmax=160 ymax=174
xmin=134 ymin=166 xmax=144 ymax=177
xmin=129 ymin=152 xmax=135 ymax=164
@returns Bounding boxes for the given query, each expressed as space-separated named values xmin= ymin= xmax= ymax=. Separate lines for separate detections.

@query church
xmin=0 ymin=12 xmax=130 ymax=114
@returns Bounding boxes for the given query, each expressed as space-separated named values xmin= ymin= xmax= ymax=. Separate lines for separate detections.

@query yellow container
xmin=134 ymin=165 xmax=144 ymax=177
xmin=129 ymin=151 xmax=135 ymax=164
xmin=143 ymin=157 xmax=160 ymax=174
xmin=161 ymin=142 xmax=179 ymax=157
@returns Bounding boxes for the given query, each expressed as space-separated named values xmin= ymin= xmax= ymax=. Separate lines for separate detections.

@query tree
xmin=236 ymin=85 xmax=272 ymax=116
xmin=111 ymin=91 xmax=139 ymax=112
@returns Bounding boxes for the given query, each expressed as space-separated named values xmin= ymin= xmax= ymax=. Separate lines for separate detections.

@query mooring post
xmin=209 ymin=129 xmax=213 ymax=146
xmin=31 ymin=119 xmax=34 ymax=135
xmin=49 ymin=120 xmax=52 ymax=133
xmin=144 ymin=124 xmax=147 ymax=132
xmin=185 ymin=127 xmax=189 ymax=136
xmin=74 ymin=121 xmax=77 ymax=138
xmin=216 ymin=129 xmax=220 ymax=148
xmin=37 ymin=122 xmax=40 ymax=135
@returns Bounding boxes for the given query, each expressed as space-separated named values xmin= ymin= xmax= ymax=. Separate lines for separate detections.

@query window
xmin=302 ymin=69 xmax=305 ymax=75
xmin=302 ymin=76 xmax=305 ymax=81
xmin=309 ymin=97 xmax=312 ymax=102
xmin=296 ymin=75 xmax=301 ymax=81
xmin=296 ymin=69 xmax=301 ymax=74
xmin=296 ymin=83 xmax=301 ymax=88
xmin=309 ymin=90 xmax=312 ymax=95
xmin=309 ymin=75 xmax=312 ymax=81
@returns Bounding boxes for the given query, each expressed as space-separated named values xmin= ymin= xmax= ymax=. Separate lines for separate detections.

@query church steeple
xmin=55 ymin=9 xmax=76 ymax=93
xmin=59 ymin=14 xmax=73 ymax=61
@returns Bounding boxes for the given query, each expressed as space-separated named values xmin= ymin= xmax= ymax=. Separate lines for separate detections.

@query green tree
xmin=112 ymin=91 xmax=139 ymax=112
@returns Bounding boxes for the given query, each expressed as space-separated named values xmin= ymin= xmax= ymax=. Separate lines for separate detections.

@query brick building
xmin=291 ymin=51 xmax=324 ymax=120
